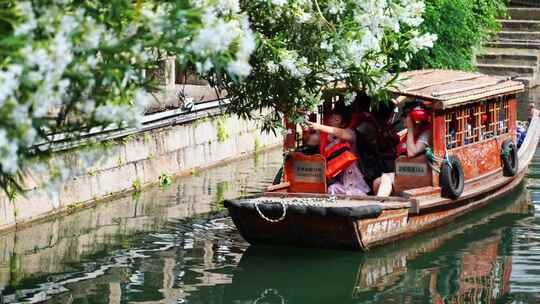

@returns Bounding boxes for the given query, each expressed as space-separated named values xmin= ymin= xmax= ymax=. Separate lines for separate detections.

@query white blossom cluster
xmin=188 ymin=0 xmax=255 ymax=77
xmin=0 ymin=0 xmax=254 ymax=193
xmin=261 ymin=0 xmax=434 ymax=104
xmin=214 ymin=0 xmax=437 ymax=131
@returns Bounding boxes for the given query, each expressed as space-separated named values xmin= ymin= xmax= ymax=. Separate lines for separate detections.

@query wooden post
xmin=431 ymin=112 xmax=446 ymax=187
xmin=508 ymin=95 xmax=517 ymax=141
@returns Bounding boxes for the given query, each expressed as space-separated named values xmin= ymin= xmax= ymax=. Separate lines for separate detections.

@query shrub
xmin=409 ymin=0 xmax=506 ymax=70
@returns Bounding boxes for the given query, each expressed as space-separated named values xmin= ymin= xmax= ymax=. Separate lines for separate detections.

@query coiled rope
xmin=252 ymin=196 xmax=338 ymax=223
xmin=254 ymin=200 xmax=287 ymax=223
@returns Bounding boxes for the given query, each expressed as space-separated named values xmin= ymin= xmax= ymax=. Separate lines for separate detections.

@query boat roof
xmin=390 ymin=69 xmax=525 ymax=110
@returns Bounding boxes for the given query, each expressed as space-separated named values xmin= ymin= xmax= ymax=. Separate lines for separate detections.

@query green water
xmin=2 ymin=96 xmax=540 ymax=303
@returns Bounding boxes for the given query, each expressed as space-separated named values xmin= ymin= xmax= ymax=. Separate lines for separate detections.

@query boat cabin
xmin=273 ymin=69 xmax=525 ymax=199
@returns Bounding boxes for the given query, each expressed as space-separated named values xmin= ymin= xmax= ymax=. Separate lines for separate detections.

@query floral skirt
xmin=327 ymin=162 xmax=370 ymax=196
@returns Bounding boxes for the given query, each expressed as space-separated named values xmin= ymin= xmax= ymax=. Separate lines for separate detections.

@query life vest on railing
xmin=323 ymin=142 xmax=358 ymax=179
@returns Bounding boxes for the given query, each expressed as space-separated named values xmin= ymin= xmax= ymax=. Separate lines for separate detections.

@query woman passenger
xmin=373 ymin=104 xmax=432 ymax=196
xmin=307 ymin=106 xmax=370 ymax=195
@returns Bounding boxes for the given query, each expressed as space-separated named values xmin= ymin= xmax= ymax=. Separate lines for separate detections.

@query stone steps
xmin=499 ymin=19 xmax=540 ymax=32
xmin=485 ymin=40 xmax=540 ymax=50
xmin=498 ymin=31 xmax=540 ymax=41
xmin=476 ymin=53 xmax=538 ymax=66
xmin=476 ymin=7 xmax=540 ymax=87
xmin=508 ymin=7 xmax=540 ymax=20
xmin=476 ymin=63 xmax=536 ymax=78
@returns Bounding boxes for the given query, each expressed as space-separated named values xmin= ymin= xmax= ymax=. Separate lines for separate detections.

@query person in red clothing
xmin=373 ymin=103 xmax=432 ymax=196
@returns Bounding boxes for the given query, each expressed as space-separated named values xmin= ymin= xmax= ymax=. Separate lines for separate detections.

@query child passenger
xmin=307 ymin=107 xmax=370 ymax=196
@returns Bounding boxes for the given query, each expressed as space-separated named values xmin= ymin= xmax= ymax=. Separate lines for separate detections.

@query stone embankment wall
xmin=0 ymin=112 xmax=280 ymax=233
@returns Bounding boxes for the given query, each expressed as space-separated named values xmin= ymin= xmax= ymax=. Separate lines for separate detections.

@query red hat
xmin=409 ymin=105 xmax=430 ymax=123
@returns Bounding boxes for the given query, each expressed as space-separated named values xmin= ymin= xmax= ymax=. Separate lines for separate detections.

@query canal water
xmin=2 ymin=93 xmax=540 ymax=303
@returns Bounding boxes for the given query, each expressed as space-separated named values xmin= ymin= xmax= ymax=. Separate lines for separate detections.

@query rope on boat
xmin=254 ymin=200 xmax=287 ymax=223
xmin=253 ymin=289 xmax=285 ymax=304
xmin=425 ymin=147 xmax=442 ymax=174
xmin=252 ymin=196 xmax=339 ymax=223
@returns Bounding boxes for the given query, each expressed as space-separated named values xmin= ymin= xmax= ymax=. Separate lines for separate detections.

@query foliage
xmin=215 ymin=116 xmax=229 ymax=142
xmin=158 ymin=172 xmax=172 ymax=188
xmin=208 ymin=0 xmax=437 ymax=131
xmin=0 ymin=0 xmax=254 ymax=194
xmin=409 ymin=0 xmax=506 ymax=70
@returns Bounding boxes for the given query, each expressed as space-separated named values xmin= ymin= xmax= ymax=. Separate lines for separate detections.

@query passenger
xmin=354 ymin=97 xmax=399 ymax=193
xmin=373 ymin=103 xmax=432 ymax=196
xmin=297 ymin=131 xmax=320 ymax=155
xmin=307 ymin=107 xmax=371 ymax=195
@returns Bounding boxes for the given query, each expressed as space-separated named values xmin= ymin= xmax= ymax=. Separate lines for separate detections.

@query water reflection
xmin=222 ymin=183 xmax=534 ymax=304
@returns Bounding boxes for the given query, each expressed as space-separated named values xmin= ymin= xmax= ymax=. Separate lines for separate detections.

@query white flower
xmin=0 ymin=130 xmax=19 ymax=174
xmin=227 ymin=59 xmax=251 ymax=77
xmin=320 ymin=41 xmax=333 ymax=51
xmin=328 ymin=1 xmax=345 ymax=15
xmin=298 ymin=12 xmax=312 ymax=23
xmin=14 ymin=2 xmax=37 ymax=36
xmin=217 ymin=0 xmax=240 ymax=13
xmin=84 ymin=22 xmax=105 ymax=49
xmin=23 ymin=128 xmax=37 ymax=146
xmin=280 ymin=57 xmax=298 ymax=76
xmin=0 ymin=65 xmax=23 ymax=107
xmin=279 ymin=52 xmax=310 ymax=77
xmin=271 ymin=0 xmax=288 ymax=6
xmin=82 ymin=99 xmax=96 ymax=114
xmin=86 ymin=55 xmax=99 ymax=68
xmin=410 ymin=33 xmax=437 ymax=52
xmin=133 ymin=89 xmax=150 ymax=109
xmin=237 ymin=30 xmax=256 ymax=60
xmin=60 ymin=15 xmax=78 ymax=34
xmin=266 ymin=61 xmax=279 ymax=73
xmin=189 ymin=19 xmax=240 ymax=55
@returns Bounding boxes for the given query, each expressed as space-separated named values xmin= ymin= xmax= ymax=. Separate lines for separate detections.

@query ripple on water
xmin=5 ymin=139 xmax=540 ymax=303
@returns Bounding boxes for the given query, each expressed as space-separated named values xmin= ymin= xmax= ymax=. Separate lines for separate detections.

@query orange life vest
xmin=324 ymin=142 xmax=358 ymax=179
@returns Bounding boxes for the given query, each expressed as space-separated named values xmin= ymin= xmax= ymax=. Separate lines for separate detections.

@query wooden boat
xmin=225 ymin=69 xmax=540 ymax=250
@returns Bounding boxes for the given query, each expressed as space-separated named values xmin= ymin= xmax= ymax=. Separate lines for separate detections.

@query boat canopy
xmin=389 ymin=69 xmax=525 ymax=110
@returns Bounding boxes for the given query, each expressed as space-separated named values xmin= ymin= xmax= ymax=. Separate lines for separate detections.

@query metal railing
xmin=34 ymin=98 xmax=229 ymax=152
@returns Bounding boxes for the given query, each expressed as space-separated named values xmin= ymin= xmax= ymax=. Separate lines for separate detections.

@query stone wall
xmin=0 ymin=114 xmax=281 ymax=233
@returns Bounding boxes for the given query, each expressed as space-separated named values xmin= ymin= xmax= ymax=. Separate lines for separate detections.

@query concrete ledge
xmin=0 ymin=113 xmax=281 ymax=232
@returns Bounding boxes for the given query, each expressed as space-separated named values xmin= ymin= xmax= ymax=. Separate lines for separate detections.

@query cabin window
xmin=481 ymin=97 xmax=509 ymax=138
xmin=481 ymin=103 xmax=493 ymax=139
xmin=444 ymin=97 xmax=510 ymax=149
xmin=445 ymin=106 xmax=469 ymax=149
xmin=488 ymin=101 xmax=499 ymax=137
xmin=498 ymin=98 xmax=509 ymax=135
xmin=465 ymin=107 xmax=479 ymax=144
xmin=445 ymin=112 xmax=459 ymax=149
